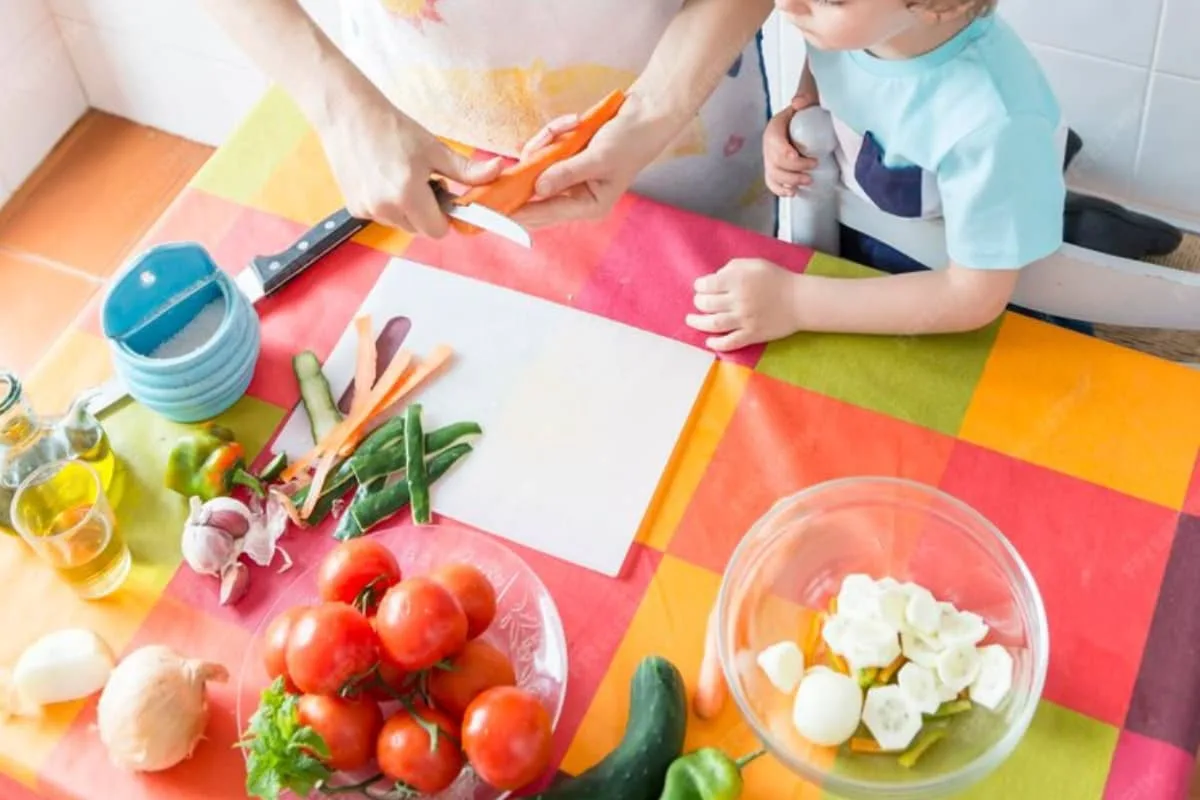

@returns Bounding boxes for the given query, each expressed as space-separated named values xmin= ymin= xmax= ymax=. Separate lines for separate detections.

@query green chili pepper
xmin=928 ymin=699 xmax=972 ymax=719
xmin=165 ymin=423 xmax=264 ymax=501
xmin=660 ymin=748 xmax=765 ymax=800
xmin=898 ymin=727 xmax=947 ymax=769
xmin=349 ymin=421 xmax=482 ymax=484
xmin=334 ymin=443 xmax=472 ymax=540
xmin=405 ymin=405 xmax=431 ymax=526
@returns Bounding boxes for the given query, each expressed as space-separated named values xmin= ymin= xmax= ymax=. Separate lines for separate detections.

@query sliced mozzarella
xmin=877 ymin=585 xmax=911 ymax=634
xmin=841 ymin=618 xmax=902 ymax=671
xmin=936 ymin=675 xmax=962 ymax=702
xmin=792 ymin=670 xmax=864 ymax=747
xmin=936 ymin=642 xmax=982 ymax=693
xmin=862 ymin=685 xmax=923 ymax=751
xmin=905 ymin=586 xmax=942 ymax=636
xmin=900 ymin=630 xmax=942 ymax=669
xmin=969 ymin=645 xmax=1015 ymax=711
xmin=756 ymin=641 xmax=805 ymax=694
xmin=822 ymin=615 xmax=853 ymax=654
xmin=837 ymin=573 xmax=881 ymax=619
xmin=876 ymin=576 xmax=902 ymax=591
xmin=939 ymin=609 xmax=988 ymax=647
xmin=897 ymin=662 xmax=941 ymax=715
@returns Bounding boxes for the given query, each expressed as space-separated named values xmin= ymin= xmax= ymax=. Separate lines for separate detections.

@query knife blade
xmin=430 ymin=180 xmax=532 ymax=248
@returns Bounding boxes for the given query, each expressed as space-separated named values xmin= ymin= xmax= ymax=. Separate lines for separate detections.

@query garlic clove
xmin=200 ymin=497 xmax=253 ymax=540
xmin=181 ymin=524 xmax=239 ymax=577
xmin=242 ymin=493 xmax=289 ymax=567
xmin=219 ymin=562 xmax=250 ymax=606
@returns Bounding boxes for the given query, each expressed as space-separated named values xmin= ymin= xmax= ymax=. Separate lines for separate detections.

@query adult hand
xmin=763 ymin=92 xmax=820 ymax=198
xmin=316 ymin=87 xmax=503 ymax=237
xmin=509 ymin=93 xmax=676 ymax=229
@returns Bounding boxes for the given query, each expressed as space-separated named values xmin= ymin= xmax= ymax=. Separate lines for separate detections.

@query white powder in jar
xmin=149 ymin=298 xmax=227 ymax=359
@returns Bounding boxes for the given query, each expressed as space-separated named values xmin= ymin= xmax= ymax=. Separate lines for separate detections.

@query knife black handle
xmin=249 ymin=207 xmax=370 ymax=297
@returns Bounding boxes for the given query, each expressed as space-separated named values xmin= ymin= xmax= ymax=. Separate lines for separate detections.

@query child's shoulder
xmin=938 ymin=16 xmax=1060 ymax=134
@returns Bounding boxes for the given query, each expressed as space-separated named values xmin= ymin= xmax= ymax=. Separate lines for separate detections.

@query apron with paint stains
xmin=341 ymin=0 xmax=775 ymax=235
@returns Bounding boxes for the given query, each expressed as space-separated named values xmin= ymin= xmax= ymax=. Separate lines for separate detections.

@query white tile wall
xmin=0 ymin=10 xmax=88 ymax=193
xmin=1157 ymin=0 xmax=1200 ymax=80
xmin=1000 ymin=0 xmax=1165 ymax=68
xmin=1134 ymin=73 xmax=1200 ymax=217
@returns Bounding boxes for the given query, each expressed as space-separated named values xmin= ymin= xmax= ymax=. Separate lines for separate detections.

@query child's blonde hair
xmin=915 ymin=0 xmax=997 ymax=19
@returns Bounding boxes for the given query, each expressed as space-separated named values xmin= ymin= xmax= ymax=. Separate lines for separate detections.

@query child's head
xmin=777 ymin=0 xmax=995 ymax=52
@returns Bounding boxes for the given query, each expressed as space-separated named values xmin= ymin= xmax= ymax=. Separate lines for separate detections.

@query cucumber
xmin=533 ymin=655 xmax=687 ymax=800
xmin=292 ymin=351 xmax=342 ymax=444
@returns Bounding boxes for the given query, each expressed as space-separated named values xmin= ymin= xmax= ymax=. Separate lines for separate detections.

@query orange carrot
xmin=802 ymin=612 xmax=824 ymax=666
xmin=849 ymin=737 xmax=886 ymax=755
xmin=450 ymin=90 xmax=626 ymax=233
xmin=878 ymin=655 xmax=906 ymax=685
xmin=828 ymin=596 xmax=838 ymax=615
xmin=348 ymin=316 xmax=377 ymax=418
xmin=694 ymin=606 xmax=727 ymax=720
xmin=829 ymin=652 xmax=849 ymax=675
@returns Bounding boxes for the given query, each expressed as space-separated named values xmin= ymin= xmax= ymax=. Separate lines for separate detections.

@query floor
xmin=0 ymin=111 xmax=212 ymax=378
xmin=0 ymin=109 xmax=1198 ymax=795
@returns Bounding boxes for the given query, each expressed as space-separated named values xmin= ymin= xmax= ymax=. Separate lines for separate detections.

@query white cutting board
xmin=274 ymin=258 xmax=713 ymax=576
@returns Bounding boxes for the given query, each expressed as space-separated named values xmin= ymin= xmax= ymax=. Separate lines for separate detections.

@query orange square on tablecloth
xmin=252 ymin=130 xmax=344 ymax=227
xmin=959 ymin=314 xmax=1200 ymax=510
xmin=563 ymin=554 xmax=828 ymax=799
xmin=669 ymin=372 xmax=956 ymax=575
xmin=637 ymin=361 xmax=752 ymax=551
xmin=39 ymin=595 xmax=255 ymax=800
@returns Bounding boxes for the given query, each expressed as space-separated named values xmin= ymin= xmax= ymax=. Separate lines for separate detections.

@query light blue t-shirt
xmin=808 ymin=15 xmax=1066 ymax=269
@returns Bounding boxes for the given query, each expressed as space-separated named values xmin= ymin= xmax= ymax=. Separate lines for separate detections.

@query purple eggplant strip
xmin=337 ymin=316 xmax=412 ymax=413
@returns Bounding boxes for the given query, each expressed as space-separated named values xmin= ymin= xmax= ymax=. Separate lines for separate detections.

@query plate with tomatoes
xmin=236 ymin=521 xmax=568 ymax=799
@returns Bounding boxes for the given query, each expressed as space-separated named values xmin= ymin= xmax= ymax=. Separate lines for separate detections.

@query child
xmin=687 ymin=0 xmax=1068 ymax=350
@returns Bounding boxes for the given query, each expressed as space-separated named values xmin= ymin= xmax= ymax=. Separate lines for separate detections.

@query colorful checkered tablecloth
xmin=5 ymin=88 xmax=1200 ymax=799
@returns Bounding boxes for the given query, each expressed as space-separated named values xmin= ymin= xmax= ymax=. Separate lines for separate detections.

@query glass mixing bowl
xmin=716 ymin=477 xmax=1048 ymax=799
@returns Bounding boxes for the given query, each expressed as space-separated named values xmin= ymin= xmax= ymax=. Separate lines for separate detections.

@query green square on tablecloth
xmin=755 ymin=254 xmax=1000 ymax=437
xmin=105 ymin=395 xmax=285 ymax=580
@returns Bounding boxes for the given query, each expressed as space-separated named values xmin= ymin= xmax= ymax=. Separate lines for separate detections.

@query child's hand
xmin=763 ymin=93 xmax=821 ymax=198
xmin=687 ymin=258 xmax=805 ymax=352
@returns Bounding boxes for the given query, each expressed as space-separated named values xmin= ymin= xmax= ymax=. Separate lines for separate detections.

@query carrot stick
xmin=802 ymin=612 xmax=824 ymax=666
xmin=877 ymin=655 xmax=906 ymax=685
xmin=849 ymin=737 xmax=886 ymax=755
xmin=828 ymin=596 xmax=838 ymax=615
xmin=829 ymin=652 xmax=849 ymax=675
xmin=450 ymin=90 xmax=626 ymax=233
xmin=348 ymin=316 xmax=377 ymax=418
xmin=694 ymin=606 xmax=727 ymax=720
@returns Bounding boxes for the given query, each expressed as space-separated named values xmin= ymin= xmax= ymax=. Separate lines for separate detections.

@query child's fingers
xmin=694 ymin=272 xmax=729 ymax=293
xmin=707 ymin=329 xmax=755 ymax=353
xmin=685 ymin=312 xmax=739 ymax=334
xmin=693 ymin=292 xmax=733 ymax=314
xmin=766 ymin=176 xmax=796 ymax=198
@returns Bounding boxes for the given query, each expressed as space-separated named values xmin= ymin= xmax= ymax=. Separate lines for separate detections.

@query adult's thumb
xmin=534 ymin=150 xmax=603 ymax=198
xmin=435 ymin=150 xmax=505 ymax=186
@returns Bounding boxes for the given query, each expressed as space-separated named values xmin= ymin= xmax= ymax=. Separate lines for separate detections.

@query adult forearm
xmin=791 ymin=267 xmax=1018 ymax=335
xmin=200 ymin=0 xmax=377 ymax=127
xmin=631 ymin=0 xmax=774 ymax=129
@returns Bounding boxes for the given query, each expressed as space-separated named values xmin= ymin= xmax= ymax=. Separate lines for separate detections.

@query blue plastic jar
xmin=101 ymin=243 xmax=261 ymax=423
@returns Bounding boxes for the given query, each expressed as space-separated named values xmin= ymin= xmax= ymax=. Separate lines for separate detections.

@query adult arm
xmin=199 ymin=0 xmax=501 ymax=236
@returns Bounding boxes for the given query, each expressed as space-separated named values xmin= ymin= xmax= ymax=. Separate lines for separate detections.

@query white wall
xmin=16 ymin=0 xmax=1199 ymax=225
xmin=0 ymin=0 xmax=87 ymax=206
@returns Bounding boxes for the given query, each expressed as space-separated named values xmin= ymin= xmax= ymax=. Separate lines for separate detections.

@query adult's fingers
xmin=520 ymin=114 xmax=580 ymax=160
xmin=403 ymin=182 xmax=451 ymax=238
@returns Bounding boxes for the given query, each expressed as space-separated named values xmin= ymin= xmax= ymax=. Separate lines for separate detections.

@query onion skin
xmin=97 ymin=646 xmax=228 ymax=772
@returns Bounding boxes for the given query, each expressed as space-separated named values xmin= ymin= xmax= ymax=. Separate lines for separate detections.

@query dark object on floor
xmin=1064 ymin=193 xmax=1184 ymax=260
xmin=1064 ymin=129 xmax=1084 ymax=171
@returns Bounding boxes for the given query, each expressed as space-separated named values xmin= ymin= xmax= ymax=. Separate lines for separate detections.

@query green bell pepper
xmin=659 ymin=748 xmax=764 ymax=800
xmin=165 ymin=423 xmax=264 ymax=501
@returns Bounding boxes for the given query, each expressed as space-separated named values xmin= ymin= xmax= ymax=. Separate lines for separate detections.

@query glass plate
xmin=236 ymin=519 xmax=569 ymax=799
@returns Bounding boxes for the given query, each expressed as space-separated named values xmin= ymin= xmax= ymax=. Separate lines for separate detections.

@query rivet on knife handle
xmin=250 ymin=208 xmax=369 ymax=297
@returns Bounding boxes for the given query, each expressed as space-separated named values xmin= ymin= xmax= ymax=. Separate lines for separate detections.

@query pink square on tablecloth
xmin=573 ymin=197 xmax=815 ymax=369
xmin=1102 ymin=730 xmax=1194 ymax=799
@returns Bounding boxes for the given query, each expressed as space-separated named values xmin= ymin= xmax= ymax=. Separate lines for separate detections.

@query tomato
xmin=285 ymin=602 xmax=379 ymax=695
xmin=461 ymin=687 xmax=553 ymax=791
xmin=376 ymin=705 xmax=464 ymax=793
xmin=296 ymin=694 xmax=384 ymax=772
xmin=317 ymin=539 xmax=402 ymax=615
xmin=375 ymin=578 xmax=468 ymax=671
xmin=430 ymin=563 xmax=497 ymax=640
xmin=262 ymin=606 xmax=309 ymax=690
xmin=429 ymin=640 xmax=516 ymax=719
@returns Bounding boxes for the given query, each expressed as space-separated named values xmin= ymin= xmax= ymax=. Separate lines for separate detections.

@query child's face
xmin=776 ymin=0 xmax=928 ymax=51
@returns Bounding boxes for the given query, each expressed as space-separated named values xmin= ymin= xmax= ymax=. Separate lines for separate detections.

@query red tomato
xmin=430 ymin=563 xmax=497 ymax=640
xmin=285 ymin=603 xmax=379 ymax=696
xmin=296 ymin=694 xmax=384 ymax=772
xmin=262 ymin=606 xmax=309 ymax=690
xmin=376 ymin=705 xmax=464 ymax=793
xmin=462 ymin=687 xmax=552 ymax=791
xmin=429 ymin=640 xmax=516 ymax=719
xmin=317 ymin=539 xmax=402 ymax=615
xmin=375 ymin=578 xmax=468 ymax=671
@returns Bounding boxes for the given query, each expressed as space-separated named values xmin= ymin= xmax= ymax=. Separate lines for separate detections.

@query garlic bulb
xmin=181 ymin=496 xmax=248 ymax=576
xmin=97 ymin=645 xmax=228 ymax=772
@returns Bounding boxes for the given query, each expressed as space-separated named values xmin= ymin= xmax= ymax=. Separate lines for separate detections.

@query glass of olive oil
xmin=11 ymin=459 xmax=131 ymax=599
